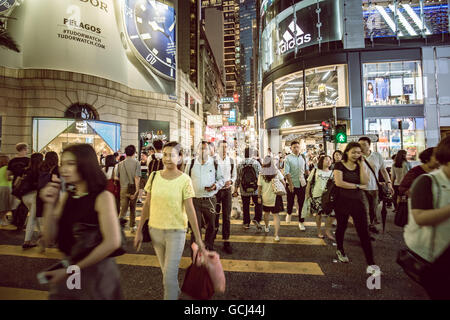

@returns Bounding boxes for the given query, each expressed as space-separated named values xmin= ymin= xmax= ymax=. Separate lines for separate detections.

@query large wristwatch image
xmin=0 ymin=0 xmax=17 ymax=29
xmin=114 ymin=0 xmax=176 ymax=93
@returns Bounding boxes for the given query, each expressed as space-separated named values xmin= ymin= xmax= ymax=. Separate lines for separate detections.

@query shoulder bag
xmin=364 ymin=158 xmax=391 ymax=202
xmin=396 ymin=174 xmax=440 ymax=286
xmin=122 ymin=161 xmax=137 ymax=195
xmin=106 ymin=166 xmax=120 ymax=199
xmin=271 ymin=172 xmax=286 ymax=196
xmin=142 ymin=171 xmax=157 ymax=243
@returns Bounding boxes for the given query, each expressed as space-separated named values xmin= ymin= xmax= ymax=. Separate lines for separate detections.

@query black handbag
xmin=394 ymin=197 xmax=408 ymax=227
xmin=142 ymin=171 xmax=157 ymax=243
xmin=120 ymin=162 xmax=137 ymax=195
xmin=12 ymin=172 xmax=33 ymax=198
xmin=70 ymin=217 xmax=127 ymax=264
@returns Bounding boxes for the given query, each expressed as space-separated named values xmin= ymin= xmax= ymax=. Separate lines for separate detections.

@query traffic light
xmin=321 ymin=120 xmax=332 ymax=142
xmin=335 ymin=124 xmax=347 ymax=143
xmin=233 ymin=93 xmax=239 ymax=103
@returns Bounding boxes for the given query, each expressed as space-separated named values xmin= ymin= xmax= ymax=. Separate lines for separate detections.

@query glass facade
xmin=33 ymin=118 xmax=121 ymax=155
xmin=269 ymin=64 xmax=348 ymax=116
xmin=363 ymin=0 xmax=449 ymax=39
xmin=363 ymin=61 xmax=423 ymax=106
xmin=365 ymin=117 xmax=426 ymax=161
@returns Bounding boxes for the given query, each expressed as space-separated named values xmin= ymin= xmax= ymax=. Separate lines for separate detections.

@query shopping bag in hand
xmin=181 ymin=247 xmax=214 ymax=300
xmin=192 ymin=243 xmax=226 ymax=294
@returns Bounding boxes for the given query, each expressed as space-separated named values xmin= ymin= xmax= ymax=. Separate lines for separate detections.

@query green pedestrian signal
xmin=335 ymin=124 xmax=347 ymax=143
xmin=336 ymin=132 xmax=347 ymax=143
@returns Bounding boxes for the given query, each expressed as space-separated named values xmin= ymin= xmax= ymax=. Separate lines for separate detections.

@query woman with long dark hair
xmin=103 ymin=154 xmax=120 ymax=211
xmin=331 ymin=150 xmax=343 ymax=170
xmin=391 ymin=150 xmax=410 ymax=211
xmin=40 ymin=144 xmax=122 ymax=299
xmin=333 ymin=142 xmax=377 ymax=274
xmin=22 ymin=153 xmax=44 ymax=249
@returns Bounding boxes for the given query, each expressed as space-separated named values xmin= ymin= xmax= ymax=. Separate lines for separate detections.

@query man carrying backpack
xmin=215 ymin=140 xmax=237 ymax=254
xmin=186 ymin=141 xmax=224 ymax=251
xmin=235 ymin=147 xmax=263 ymax=230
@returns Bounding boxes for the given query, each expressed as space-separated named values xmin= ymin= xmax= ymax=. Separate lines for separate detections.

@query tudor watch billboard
xmin=261 ymin=0 xmax=342 ymax=74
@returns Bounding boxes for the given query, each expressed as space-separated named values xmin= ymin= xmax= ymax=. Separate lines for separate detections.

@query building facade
xmin=259 ymin=0 xmax=450 ymax=161
xmin=0 ymin=0 xmax=204 ymax=157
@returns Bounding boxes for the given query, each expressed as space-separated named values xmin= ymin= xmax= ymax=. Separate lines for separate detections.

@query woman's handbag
xmin=106 ymin=167 xmax=120 ymax=199
xmin=271 ymin=178 xmax=286 ymax=196
xmin=71 ymin=217 xmax=128 ymax=263
xmin=12 ymin=172 xmax=32 ymax=198
xmin=141 ymin=172 xmax=157 ymax=243
xmin=394 ymin=196 xmax=408 ymax=227
xmin=181 ymin=244 xmax=215 ymax=300
xmin=191 ymin=242 xmax=226 ymax=294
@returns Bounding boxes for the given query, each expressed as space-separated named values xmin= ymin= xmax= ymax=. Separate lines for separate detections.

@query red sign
xmin=233 ymin=93 xmax=239 ymax=102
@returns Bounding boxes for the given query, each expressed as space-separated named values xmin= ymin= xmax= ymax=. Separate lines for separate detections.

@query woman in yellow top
xmin=134 ymin=141 xmax=205 ymax=300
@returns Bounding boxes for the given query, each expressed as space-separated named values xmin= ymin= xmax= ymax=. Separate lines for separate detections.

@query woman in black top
xmin=40 ymin=144 xmax=122 ymax=300
xmin=22 ymin=153 xmax=44 ymax=249
xmin=334 ymin=142 xmax=377 ymax=273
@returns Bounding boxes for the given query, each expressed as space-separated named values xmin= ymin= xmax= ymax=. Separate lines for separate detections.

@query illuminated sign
xmin=220 ymin=97 xmax=235 ymax=103
xmin=228 ymin=109 xmax=236 ymax=123
xmin=207 ymin=115 xmax=223 ymax=127
xmin=277 ymin=21 xmax=312 ymax=55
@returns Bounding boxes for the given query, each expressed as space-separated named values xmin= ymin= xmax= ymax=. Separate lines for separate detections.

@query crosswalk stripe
xmin=124 ymin=231 xmax=326 ymax=245
xmin=0 ymin=245 xmax=324 ymax=276
xmin=0 ymin=286 xmax=48 ymax=300
xmin=132 ymin=216 xmax=321 ymax=227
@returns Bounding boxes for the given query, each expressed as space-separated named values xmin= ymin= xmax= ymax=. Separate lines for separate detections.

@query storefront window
xmin=33 ymin=118 xmax=121 ymax=155
xmin=305 ymin=64 xmax=348 ymax=110
xmin=274 ymin=69 xmax=304 ymax=115
xmin=365 ymin=117 xmax=425 ymax=161
xmin=363 ymin=61 xmax=423 ymax=106
xmin=263 ymin=83 xmax=273 ymax=120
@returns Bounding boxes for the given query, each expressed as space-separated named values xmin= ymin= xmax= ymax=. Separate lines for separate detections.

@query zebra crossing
xmin=0 ymin=197 xmax=334 ymax=300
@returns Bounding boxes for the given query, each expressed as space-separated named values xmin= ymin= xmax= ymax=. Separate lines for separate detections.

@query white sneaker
xmin=298 ymin=222 xmax=306 ymax=231
xmin=274 ymin=236 xmax=280 ymax=242
xmin=131 ymin=226 xmax=137 ymax=234
xmin=286 ymin=214 xmax=291 ymax=223
xmin=231 ymin=210 xmax=237 ymax=219
xmin=265 ymin=226 xmax=270 ymax=233
xmin=336 ymin=250 xmax=349 ymax=263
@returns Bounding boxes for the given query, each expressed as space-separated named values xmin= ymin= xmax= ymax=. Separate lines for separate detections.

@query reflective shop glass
xmin=363 ymin=61 xmax=423 ymax=106
xmin=363 ymin=0 xmax=449 ymax=38
xmin=365 ymin=118 xmax=425 ymax=161
xmin=271 ymin=64 xmax=348 ymax=116
xmin=32 ymin=118 xmax=121 ymax=155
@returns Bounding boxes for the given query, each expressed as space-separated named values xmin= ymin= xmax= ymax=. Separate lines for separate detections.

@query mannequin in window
xmin=318 ymin=83 xmax=327 ymax=105
xmin=366 ymin=82 xmax=374 ymax=104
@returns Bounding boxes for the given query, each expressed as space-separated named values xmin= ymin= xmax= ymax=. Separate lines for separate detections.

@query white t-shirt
xmin=257 ymin=170 xmax=284 ymax=207
xmin=103 ymin=165 xmax=118 ymax=180
xmin=307 ymin=169 xmax=333 ymax=198
xmin=364 ymin=151 xmax=385 ymax=191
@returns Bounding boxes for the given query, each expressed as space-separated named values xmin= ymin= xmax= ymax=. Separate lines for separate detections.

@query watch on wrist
xmin=0 ymin=0 xmax=18 ymax=30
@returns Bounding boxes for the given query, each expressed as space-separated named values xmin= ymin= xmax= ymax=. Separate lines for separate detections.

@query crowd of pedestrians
xmin=0 ymin=133 xmax=449 ymax=300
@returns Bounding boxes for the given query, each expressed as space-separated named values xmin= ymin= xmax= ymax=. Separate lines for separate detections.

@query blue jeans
xmin=149 ymin=227 xmax=187 ymax=300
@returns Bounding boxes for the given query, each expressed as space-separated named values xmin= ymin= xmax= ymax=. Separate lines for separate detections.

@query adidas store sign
xmin=277 ymin=21 xmax=311 ymax=55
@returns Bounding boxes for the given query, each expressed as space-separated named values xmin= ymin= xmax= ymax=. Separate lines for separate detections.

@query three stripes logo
xmin=277 ymin=20 xmax=312 ymax=55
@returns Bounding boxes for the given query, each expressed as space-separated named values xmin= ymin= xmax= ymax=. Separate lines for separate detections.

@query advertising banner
xmin=0 ymin=0 xmax=176 ymax=95
xmin=207 ymin=115 xmax=223 ymax=127
xmin=261 ymin=0 xmax=342 ymax=74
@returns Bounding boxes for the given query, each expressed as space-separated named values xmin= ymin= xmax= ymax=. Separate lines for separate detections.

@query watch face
xmin=123 ymin=0 xmax=176 ymax=80
xmin=0 ymin=0 xmax=16 ymax=13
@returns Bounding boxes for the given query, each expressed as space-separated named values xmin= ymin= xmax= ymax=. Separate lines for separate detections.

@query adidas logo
xmin=277 ymin=20 xmax=312 ymax=55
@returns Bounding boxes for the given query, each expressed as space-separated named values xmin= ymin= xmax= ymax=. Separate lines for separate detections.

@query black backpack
xmin=241 ymin=163 xmax=258 ymax=193
xmin=321 ymin=175 xmax=337 ymax=215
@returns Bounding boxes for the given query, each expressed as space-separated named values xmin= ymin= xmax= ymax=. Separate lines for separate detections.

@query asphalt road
xmin=0 ymin=204 xmax=429 ymax=300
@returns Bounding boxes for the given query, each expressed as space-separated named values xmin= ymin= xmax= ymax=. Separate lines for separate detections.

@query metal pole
xmin=399 ymin=120 xmax=403 ymax=150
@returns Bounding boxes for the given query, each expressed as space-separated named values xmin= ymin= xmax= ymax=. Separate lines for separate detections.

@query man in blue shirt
xmin=284 ymin=141 xmax=309 ymax=231
xmin=186 ymin=141 xmax=225 ymax=251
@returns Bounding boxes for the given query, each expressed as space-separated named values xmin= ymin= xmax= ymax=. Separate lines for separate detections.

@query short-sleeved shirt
xmin=257 ymin=170 xmax=284 ymax=207
xmin=284 ymin=154 xmax=307 ymax=188
xmin=0 ymin=166 xmax=11 ymax=187
xmin=410 ymin=175 xmax=433 ymax=210
xmin=116 ymin=158 xmax=140 ymax=189
xmin=7 ymin=157 xmax=29 ymax=184
xmin=144 ymin=172 xmax=195 ymax=230
xmin=307 ymin=169 xmax=333 ymax=198
xmin=364 ymin=151 xmax=385 ymax=191
xmin=399 ymin=165 xmax=426 ymax=195
xmin=334 ymin=162 xmax=362 ymax=200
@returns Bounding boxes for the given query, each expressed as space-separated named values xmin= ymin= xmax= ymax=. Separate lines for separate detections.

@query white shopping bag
xmin=302 ymin=198 xmax=311 ymax=219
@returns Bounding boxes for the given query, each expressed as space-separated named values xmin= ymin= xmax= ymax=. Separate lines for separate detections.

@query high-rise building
xmin=239 ymin=0 xmax=256 ymax=117
xmin=202 ymin=0 xmax=240 ymax=98
xmin=204 ymin=7 xmax=225 ymax=83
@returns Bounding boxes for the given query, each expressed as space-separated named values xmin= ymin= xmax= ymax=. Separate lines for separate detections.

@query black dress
xmin=49 ymin=192 xmax=123 ymax=300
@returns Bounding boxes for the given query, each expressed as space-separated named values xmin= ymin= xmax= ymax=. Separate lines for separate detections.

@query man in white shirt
xmin=359 ymin=137 xmax=394 ymax=234
xmin=214 ymin=140 xmax=237 ymax=254
xmin=186 ymin=141 xmax=225 ymax=251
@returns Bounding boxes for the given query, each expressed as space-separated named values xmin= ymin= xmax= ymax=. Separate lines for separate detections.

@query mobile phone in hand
xmin=37 ymin=260 xmax=70 ymax=284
